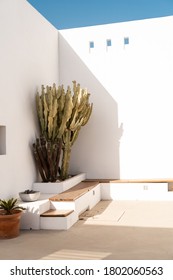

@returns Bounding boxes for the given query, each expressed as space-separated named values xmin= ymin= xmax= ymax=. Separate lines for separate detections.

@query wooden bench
xmin=49 ymin=181 xmax=99 ymax=202
xmin=85 ymin=178 xmax=173 ymax=183
xmin=41 ymin=181 xmax=100 ymax=221
xmin=84 ymin=178 xmax=173 ymax=192
xmin=111 ymin=179 xmax=173 ymax=183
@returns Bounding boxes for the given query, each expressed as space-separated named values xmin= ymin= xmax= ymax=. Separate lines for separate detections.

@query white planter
xmin=32 ymin=173 xmax=86 ymax=194
xmin=19 ymin=191 xmax=40 ymax=202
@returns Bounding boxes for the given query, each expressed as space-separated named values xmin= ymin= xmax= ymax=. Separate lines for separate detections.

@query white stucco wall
xmin=59 ymin=16 xmax=173 ymax=179
xmin=1 ymin=0 xmax=173 ymax=197
xmin=0 ymin=0 xmax=59 ymax=198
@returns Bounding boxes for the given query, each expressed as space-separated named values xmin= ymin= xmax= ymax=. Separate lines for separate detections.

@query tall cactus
xmin=33 ymin=83 xmax=73 ymax=182
xmin=60 ymin=81 xmax=93 ymax=180
xmin=33 ymin=81 xmax=93 ymax=182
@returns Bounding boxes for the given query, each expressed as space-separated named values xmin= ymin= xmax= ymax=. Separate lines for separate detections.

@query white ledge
xmin=33 ymin=173 xmax=86 ymax=194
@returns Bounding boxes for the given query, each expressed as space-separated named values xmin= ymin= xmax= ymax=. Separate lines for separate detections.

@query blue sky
xmin=27 ymin=0 xmax=173 ymax=29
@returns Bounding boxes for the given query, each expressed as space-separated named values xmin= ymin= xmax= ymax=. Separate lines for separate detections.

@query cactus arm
xmin=36 ymin=92 xmax=45 ymax=134
xmin=57 ymin=88 xmax=73 ymax=138
xmin=60 ymin=130 xmax=72 ymax=180
xmin=81 ymin=103 xmax=93 ymax=126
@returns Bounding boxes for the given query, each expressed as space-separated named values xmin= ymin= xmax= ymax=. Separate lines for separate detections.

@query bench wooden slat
xmin=40 ymin=209 xmax=74 ymax=217
xmin=85 ymin=178 xmax=173 ymax=183
xmin=49 ymin=181 xmax=99 ymax=202
xmin=111 ymin=179 xmax=173 ymax=183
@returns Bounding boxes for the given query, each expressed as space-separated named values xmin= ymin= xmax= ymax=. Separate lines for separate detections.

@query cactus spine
xmin=33 ymin=81 xmax=92 ymax=182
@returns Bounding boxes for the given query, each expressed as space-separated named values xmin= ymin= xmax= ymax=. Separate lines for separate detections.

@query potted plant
xmin=0 ymin=198 xmax=25 ymax=239
xmin=32 ymin=81 xmax=93 ymax=183
xmin=19 ymin=189 xmax=40 ymax=202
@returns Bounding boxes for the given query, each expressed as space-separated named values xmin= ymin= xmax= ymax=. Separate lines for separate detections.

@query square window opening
xmin=89 ymin=41 xmax=94 ymax=49
xmin=107 ymin=39 xmax=112 ymax=47
xmin=124 ymin=37 xmax=129 ymax=45
xmin=0 ymin=126 xmax=6 ymax=155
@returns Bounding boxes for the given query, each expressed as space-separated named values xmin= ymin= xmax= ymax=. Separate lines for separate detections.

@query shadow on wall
xmin=58 ymin=33 xmax=123 ymax=179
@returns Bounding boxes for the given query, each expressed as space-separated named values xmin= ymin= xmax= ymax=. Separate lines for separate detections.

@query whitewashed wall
xmin=1 ymin=0 xmax=173 ymax=198
xmin=59 ymin=16 xmax=173 ymax=179
xmin=0 ymin=0 xmax=59 ymax=198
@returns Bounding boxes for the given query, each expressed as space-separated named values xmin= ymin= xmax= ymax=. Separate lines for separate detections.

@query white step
xmin=40 ymin=209 xmax=78 ymax=230
xmin=19 ymin=197 xmax=50 ymax=229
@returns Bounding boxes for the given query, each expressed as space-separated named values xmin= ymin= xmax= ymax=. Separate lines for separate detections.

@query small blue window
xmin=89 ymin=41 xmax=94 ymax=48
xmin=107 ymin=39 xmax=112 ymax=47
xmin=124 ymin=37 xmax=129 ymax=45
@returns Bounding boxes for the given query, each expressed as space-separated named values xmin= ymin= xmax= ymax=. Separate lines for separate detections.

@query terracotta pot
xmin=0 ymin=210 xmax=23 ymax=239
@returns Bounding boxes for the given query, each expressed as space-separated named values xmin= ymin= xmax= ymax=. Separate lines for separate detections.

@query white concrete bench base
xmin=40 ymin=210 xmax=78 ymax=230
xmin=101 ymin=182 xmax=170 ymax=200
xmin=19 ymin=179 xmax=173 ymax=230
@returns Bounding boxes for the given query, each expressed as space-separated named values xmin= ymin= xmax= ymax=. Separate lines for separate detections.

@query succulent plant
xmin=33 ymin=81 xmax=93 ymax=182
xmin=60 ymin=81 xmax=93 ymax=180
xmin=23 ymin=190 xmax=37 ymax=194
xmin=0 ymin=198 xmax=25 ymax=215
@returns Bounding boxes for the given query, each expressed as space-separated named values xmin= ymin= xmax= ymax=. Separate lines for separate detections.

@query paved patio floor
xmin=1 ymin=200 xmax=173 ymax=260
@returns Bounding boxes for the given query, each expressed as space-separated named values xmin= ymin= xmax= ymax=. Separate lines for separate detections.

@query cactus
xmin=33 ymin=81 xmax=92 ymax=182
xmin=33 ymin=136 xmax=62 ymax=182
xmin=60 ymin=81 xmax=93 ymax=180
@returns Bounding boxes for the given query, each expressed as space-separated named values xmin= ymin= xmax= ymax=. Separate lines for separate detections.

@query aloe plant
xmin=0 ymin=198 xmax=25 ymax=215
